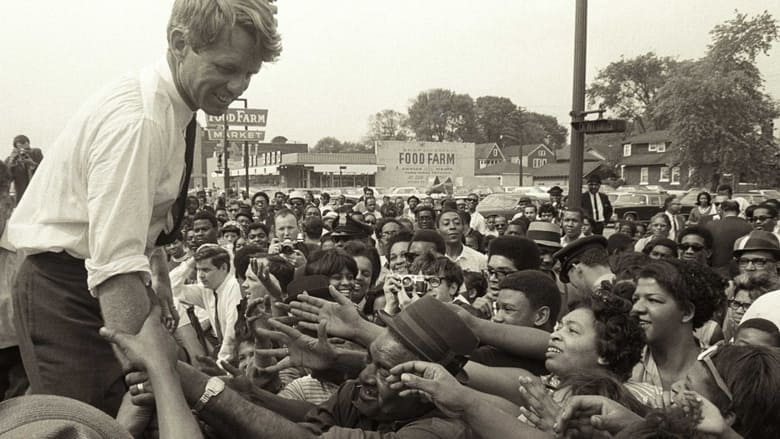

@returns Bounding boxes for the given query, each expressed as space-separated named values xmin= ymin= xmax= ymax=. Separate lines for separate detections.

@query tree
xmin=366 ymin=109 xmax=411 ymax=141
xmin=474 ymin=96 xmax=519 ymax=143
xmin=271 ymin=135 xmax=288 ymax=144
xmin=654 ymin=11 xmax=779 ymax=189
xmin=407 ymin=89 xmax=478 ymax=142
xmin=520 ymin=112 xmax=568 ymax=149
xmin=311 ymin=137 xmax=371 ymax=153
xmin=587 ymin=52 xmax=679 ymax=133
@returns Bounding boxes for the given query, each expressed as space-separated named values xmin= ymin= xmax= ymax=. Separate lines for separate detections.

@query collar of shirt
xmin=154 ymin=58 xmax=196 ymax=135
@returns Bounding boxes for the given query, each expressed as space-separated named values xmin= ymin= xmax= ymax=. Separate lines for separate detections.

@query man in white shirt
xmin=561 ymin=208 xmax=585 ymax=246
xmin=466 ymin=193 xmax=488 ymax=234
xmin=171 ymin=245 xmax=242 ymax=366
xmin=5 ymin=0 xmax=280 ymax=415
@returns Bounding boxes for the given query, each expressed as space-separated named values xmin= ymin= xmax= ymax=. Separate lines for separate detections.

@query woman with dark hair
xmin=687 ymin=191 xmax=717 ymax=225
xmin=641 ymin=237 xmax=678 ymax=260
xmin=617 ymin=220 xmax=637 ymax=237
xmin=454 ymin=282 xmax=656 ymax=408
xmin=631 ymin=259 xmax=727 ymax=389
xmin=634 ymin=213 xmax=671 ymax=253
xmin=385 ymin=284 xmax=658 ymax=438
xmin=342 ymin=240 xmax=381 ymax=304
xmin=304 ymin=248 xmax=358 ymax=300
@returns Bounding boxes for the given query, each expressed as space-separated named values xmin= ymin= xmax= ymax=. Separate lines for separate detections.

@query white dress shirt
xmin=170 ymin=259 xmax=243 ymax=364
xmin=6 ymin=59 xmax=194 ymax=292
xmin=470 ymin=211 xmax=488 ymax=234
xmin=448 ymin=244 xmax=488 ymax=274
xmin=591 ymin=193 xmax=604 ymax=222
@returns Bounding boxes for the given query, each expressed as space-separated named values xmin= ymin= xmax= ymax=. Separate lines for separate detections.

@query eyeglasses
xmin=678 ymin=243 xmax=706 ymax=252
xmin=749 ymin=216 xmax=775 ymax=223
xmin=737 ymin=257 xmax=773 ymax=269
xmin=403 ymin=252 xmax=420 ymax=263
xmin=483 ymin=267 xmax=516 ymax=280
xmin=227 ymin=208 xmax=239 ymax=213
xmin=727 ymin=298 xmax=752 ymax=311
xmin=697 ymin=344 xmax=733 ymax=403
xmin=423 ymin=276 xmax=442 ymax=288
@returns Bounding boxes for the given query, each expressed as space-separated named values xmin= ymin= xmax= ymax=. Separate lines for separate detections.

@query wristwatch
xmin=193 ymin=377 xmax=225 ymax=413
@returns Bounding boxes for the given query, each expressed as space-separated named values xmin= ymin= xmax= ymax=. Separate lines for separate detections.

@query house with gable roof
xmin=616 ymin=130 xmax=690 ymax=189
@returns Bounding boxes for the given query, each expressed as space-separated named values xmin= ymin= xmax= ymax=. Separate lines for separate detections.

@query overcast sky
xmin=1 ymin=0 xmax=778 ymax=158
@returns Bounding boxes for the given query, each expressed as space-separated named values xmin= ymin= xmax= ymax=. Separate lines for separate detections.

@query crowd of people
xmin=5 ymin=158 xmax=780 ymax=438
xmin=2 ymin=0 xmax=780 ymax=438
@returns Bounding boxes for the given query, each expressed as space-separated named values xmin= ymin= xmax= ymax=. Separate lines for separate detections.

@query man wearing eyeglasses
xmin=750 ymin=203 xmax=778 ymax=238
xmin=677 ymin=225 xmax=713 ymax=266
xmin=733 ymin=231 xmax=780 ymax=283
xmin=465 ymin=193 xmax=487 ymax=234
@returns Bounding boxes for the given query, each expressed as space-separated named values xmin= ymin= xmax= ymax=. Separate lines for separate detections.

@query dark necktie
xmin=212 ymin=290 xmax=223 ymax=340
xmin=156 ymin=116 xmax=197 ymax=246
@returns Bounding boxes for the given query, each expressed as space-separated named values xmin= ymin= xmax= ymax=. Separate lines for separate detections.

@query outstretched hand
xmin=517 ymin=376 xmax=561 ymax=432
xmin=249 ymin=258 xmax=284 ymax=301
xmin=554 ymin=395 xmax=642 ymax=436
xmin=387 ymin=361 xmax=470 ymax=419
xmin=99 ymin=306 xmax=179 ymax=373
xmin=288 ymin=285 xmax=362 ymax=340
xmin=254 ymin=319 xmax=339 ymax=373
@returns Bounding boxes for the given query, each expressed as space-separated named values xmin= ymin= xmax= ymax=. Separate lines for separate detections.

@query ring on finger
xmin=138 ymin=382 xmax=145 ymax=393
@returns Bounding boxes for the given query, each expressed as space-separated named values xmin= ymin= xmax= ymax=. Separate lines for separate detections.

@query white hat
xmin=740 ymin=289 xmax=780 ymax=328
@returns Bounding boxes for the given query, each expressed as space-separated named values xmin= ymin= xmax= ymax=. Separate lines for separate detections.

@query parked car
xmin=750 ymin=189 xmax=780 ymax=200
xmin=476 ymin=193 xmax=542 ymax=220
xmin=734 ymin=193 xmax=767 ymax=206
xmin=610 ymin=192 xmax=666 ymax=223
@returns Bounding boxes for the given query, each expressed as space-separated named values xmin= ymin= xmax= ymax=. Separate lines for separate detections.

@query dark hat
xmin=330 ymin=213 xmax=372 ymax=239
xmin=235 ymin=210 xmax=253 ymax=222
xmin=587 ymin=175 xmax=602 ymax=184
xmin=518 ymin=196 xmax=533 ymax=204
xmin=733 ymin=230 xmax=780 ymax=258
xmin=0 ymin=395 xmax=133 ymax=438
xmin=547 ymin=186 xmax=563 ymax=195
xmin=380 ymin=296 xmax=479 ymax=374
xmin=552 ymin=235 xmax=608 ymax=283
xmin=527 ymin=222 xmax=563 ymax=249
xmin=221 ymin=224 xmax=241 ymax=235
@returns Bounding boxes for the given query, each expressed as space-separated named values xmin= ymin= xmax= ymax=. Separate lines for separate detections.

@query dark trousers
xmin=0 ymin=346 xmax=28 ymax=400
xmin=592 ymin=221 xmax=606 ymax=235
xmin=12 ymin=252 xmax=125 ymax=416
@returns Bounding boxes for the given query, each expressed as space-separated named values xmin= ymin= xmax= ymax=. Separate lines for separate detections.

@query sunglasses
xmin=697 ymin=344 xmax=733 ymax=403
xmin=678 ymin=243 xmax=706 ymax=252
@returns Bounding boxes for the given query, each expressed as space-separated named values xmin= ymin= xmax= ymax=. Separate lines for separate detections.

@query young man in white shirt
xmin=6 ymin=0 xmax=281 ymax=415
xmin=171 ymin=245 xmax=243 ymax=367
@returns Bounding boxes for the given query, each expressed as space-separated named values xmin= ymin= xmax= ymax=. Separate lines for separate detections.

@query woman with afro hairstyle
xmin=630 ymin=259 xmax=727 ymax=390
xmin=458 ymin=281 xmax=659 ymax=410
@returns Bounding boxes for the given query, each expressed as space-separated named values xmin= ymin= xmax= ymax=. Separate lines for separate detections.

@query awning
xmin=310 ymin=164 xmax=378 ymax=175
xmin=212 ymin=165 xmax=279 ymax=177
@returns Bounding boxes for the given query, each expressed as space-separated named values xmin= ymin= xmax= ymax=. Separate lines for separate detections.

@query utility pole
xmin=568 ymin=0 xmax=587 ymax=209
xmin=223 ymin=117 xmax=230 ymax=192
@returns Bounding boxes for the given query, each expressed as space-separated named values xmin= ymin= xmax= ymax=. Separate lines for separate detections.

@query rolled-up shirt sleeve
xmin=85 ymin=117 xmax=166 ymax=292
